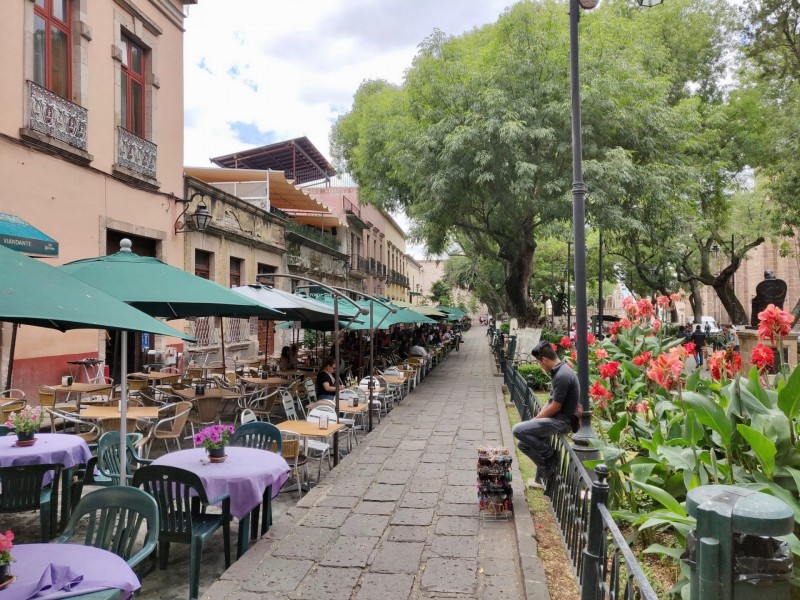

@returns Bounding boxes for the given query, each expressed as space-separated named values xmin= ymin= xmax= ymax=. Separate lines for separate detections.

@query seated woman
xmin=316 ymin=356 xmax=344 ymax=400
xmin=278 ymin=346 xmax=292 ymax=371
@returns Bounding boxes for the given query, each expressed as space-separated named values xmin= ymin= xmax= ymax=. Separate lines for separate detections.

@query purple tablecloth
xmin=0 ymin=434 xmax=91 ymax=486
xmin=151 ymin=447 xmax=290 ymax=519
xmin=1 ymin=543 xmax=140 ymax=599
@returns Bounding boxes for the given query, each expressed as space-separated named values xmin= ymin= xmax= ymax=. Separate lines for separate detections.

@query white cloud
xmin=183 ymin=0 xmax=512 ymax=167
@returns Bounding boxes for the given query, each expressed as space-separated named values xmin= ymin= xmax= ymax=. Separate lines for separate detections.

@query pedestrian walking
xmin=691 ymin=325 xmax=706 ymax=368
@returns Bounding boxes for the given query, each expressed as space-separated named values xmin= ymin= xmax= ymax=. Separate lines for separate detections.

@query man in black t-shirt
xmin=512 ymin=341 xmax=580 ymax=486
xmin=691 ymin=325 xmax=706 ymax=367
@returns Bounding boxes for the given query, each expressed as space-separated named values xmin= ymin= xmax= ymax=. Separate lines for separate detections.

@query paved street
xmin=202 ymin=329 xmax=548 ymax=600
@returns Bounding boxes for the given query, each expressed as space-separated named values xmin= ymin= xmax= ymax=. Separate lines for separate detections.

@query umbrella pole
xmin=333 ymin=297 xmax=340 ymax=467
xmin=4 ymin=323 xmax=18 ymax=391
xmin=119 ymin=331 xmax=128 ymax=487
xmin=369 ymin=300 xmax=374 ymax=433
xmin=219 ymin=317 xmax=226 ymax=373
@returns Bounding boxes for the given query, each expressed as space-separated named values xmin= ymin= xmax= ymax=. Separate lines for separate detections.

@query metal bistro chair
xmin=139 ymin=401 xmax=192 ymax=459
xmin=133 ymin=465 xmax=231 ymax=600
xmin=281 ymin=390 xmax=331 ymax=482
xmin=230 ymin=422 xmax=282 ymax=539
xmin=58 ymin=486 xmax=159 ymax=569
xmin=0 ymin=463 xmax=61 ymax=541
xmin=280 ymin=432 xmax=309 ymax=499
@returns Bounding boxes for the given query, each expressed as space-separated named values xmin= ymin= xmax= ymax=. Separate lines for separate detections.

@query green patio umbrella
xmin=346 ymin=301 xmax=436 ymax=330
xmin=437 ymin=306 xmax=467 ymax=320
xmin=60 ymin=240 xmax=284 ymax=320
xmin=0 ymin=243 xmax=192 ymax=338
xmin=60 ymin=239 xmax=286 ymax=482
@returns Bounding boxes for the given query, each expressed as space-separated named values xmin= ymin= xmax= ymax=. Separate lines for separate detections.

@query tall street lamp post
xmin=569 ymin=0 xmax=664 ymax=452
xmin=573 ymin=0 xmax=665 ymax=597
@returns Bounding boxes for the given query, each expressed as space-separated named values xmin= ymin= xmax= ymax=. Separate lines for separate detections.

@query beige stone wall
xmin=0 ymin=0 xmax=189 ymax=395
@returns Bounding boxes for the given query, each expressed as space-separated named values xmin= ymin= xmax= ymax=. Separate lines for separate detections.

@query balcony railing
xmin=389 ymin=270 xmax=410 ymax=287
xmin=117 ymin=126 xmax=157 ymax=179
xmin=353 ymin=255 xmax=369 ymax=274
xmin=28 ymin=81 xmax=87 ymax=151
xmin=284 ymin=220 xmax=341 ymax=252
xmin=369 ymin=258 xmax=377 ymax=275
xmin=343 ymin=196 xmax=360 ymax=218
xmin=269 ymin=205 xmax=290 ymax=220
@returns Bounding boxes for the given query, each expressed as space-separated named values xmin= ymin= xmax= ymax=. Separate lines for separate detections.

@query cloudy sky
xmin=183 ymin=0 xmax=512 ymax=167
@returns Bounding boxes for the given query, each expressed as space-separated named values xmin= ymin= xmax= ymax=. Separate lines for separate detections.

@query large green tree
xmin=332 ymin=0 xmax=743 ymax=325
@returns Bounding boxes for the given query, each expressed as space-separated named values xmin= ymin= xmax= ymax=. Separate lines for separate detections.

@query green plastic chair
xmin=57 ymin=486 xmax=159 ymax=569
xmin=90 ymin=432 xmax=151 ymax=486
xmin=133 ymin=465 xmax=231 ymax=600
xmin=0 ymin=463 xmax=61 ymax=541
xmin=230 ymin=421 xmax=282 ymax=452
xmin=229 ymin=421 xmax=281 ymax=538
xmin=0 ymin=425 xmax=12 ymax=436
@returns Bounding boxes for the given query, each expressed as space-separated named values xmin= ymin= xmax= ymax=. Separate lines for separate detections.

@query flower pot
xmin=16 ymin=430 xmax=36 ymax=446
xmin=0 ymin=562 xmax=10 ymax=580
xmin=207 ymin=447 xmax=226 ymax=463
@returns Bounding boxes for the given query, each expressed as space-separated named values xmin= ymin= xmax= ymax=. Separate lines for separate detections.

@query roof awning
xmin=0 ymin=212 xmax=58 ymax=256
xmin=184 ymin=166 xmax=348 ymax=228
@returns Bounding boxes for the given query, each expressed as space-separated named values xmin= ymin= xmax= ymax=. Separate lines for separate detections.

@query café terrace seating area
xmin=0 ymin=333 xmax=462 ymax=600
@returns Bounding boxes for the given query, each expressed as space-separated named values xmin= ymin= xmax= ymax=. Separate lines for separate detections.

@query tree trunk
xmin=689 ymin=279 xmax=703 ymax=324
xmin=713 ymin=279 xmax=748 ymax=325
xmin=503 ymin=243 xmax=538 ymax=326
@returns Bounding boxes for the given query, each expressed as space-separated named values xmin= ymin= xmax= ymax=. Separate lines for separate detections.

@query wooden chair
xmin=0 ymin=397 xmax=26 ymax=422
xmin=188 ymin=397 xmax=222 ymax=441
xmin=58 ymin=486 xmax=159 ymax=568
xmin=133 ymin=465 xmax=231 ymax=600
xmin=0 ymin=463 xmax=61 ymax=540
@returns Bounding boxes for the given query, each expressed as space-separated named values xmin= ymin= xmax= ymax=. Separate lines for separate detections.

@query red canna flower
xmin=560 ymin=336 xmax=572 ymax=349
xmin=757 ymin=304 xmax=795 ymax=345
xmin=570 ymin=349 xmax=577 ymax=362
xmin=609 ymin=321 xmax=621 ymax=336
xmin=586 ymin=332 xmax=597 ymax=345
xmin=708 ymin=349 xmax=742 ymax=381
xmin=651 ymin=319 xmax=661 ymax=334
xmin=589 ymin=381 xmax=612 ymax=409
xmin=633 ymin=351 xmax=652 ymax=367
xmin=684 ymin=342 xmax=696 ymax=356
xmin=621 ymin=296 xmax=637 ymax=318
xmin=636 ymin=298 xmax=655 ymax=319
xmin=619 ymin=317 xmax=632 ymax=330
xmin=594 ymin=348 xmax=609 ymax=361
xmin=751 ymin=344 xmax=774 ymax=372
xmin=598 ymin=361 xmax=620 ymax=380
xmin=646 ymin=347 xmax=687 ymax=390
xmin=656 ymin=295 xmax=671 ymax=309
xmin=669 ymin=292 xmax=682 ymax=304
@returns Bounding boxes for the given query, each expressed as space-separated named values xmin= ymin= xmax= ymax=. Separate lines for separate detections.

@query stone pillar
xmin=738 ymin=329 xmax=798 ymax=371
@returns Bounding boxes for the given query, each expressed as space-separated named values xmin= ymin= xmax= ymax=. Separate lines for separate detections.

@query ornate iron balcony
xmin=117 ymin=126 xmax=157 ymax=179
xmin=28 ymin=81 xmax=87 ymax=151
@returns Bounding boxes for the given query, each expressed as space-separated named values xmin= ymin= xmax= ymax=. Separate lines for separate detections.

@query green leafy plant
xmin=517 ymin=363 xmax=550 ymax=390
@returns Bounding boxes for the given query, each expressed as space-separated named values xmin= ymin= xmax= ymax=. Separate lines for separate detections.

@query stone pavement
xmin=203 ymin=329 xmax=549 ymax=600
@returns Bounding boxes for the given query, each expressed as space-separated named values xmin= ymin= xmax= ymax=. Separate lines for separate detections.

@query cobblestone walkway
xmin=204 ymin=330 xmax=548 ymax=600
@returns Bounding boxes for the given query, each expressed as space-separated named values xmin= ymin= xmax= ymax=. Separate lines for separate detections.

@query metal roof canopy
xmin=210 ymin=137 xmax=336 ymax=186
xmin=184 ymin=167 xmax=347 ymax=227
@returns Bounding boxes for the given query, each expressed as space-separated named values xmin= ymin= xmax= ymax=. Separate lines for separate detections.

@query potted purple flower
xmin=194 ymin=424 xmax=234 ymax=463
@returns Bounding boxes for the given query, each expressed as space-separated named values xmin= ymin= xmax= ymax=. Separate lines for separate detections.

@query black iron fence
xmin=503 ymin=358 xmax=659 ymax=600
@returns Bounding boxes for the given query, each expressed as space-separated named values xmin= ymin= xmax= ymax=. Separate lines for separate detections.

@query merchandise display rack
xmin=477 ymin=446 xmax=513 ymax=520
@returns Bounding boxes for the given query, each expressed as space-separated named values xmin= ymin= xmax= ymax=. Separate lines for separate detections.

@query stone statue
xmin=751 ymin=271 xmax=787 ymax=327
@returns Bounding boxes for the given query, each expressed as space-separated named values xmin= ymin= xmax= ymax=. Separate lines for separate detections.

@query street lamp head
xmin=710 ymin=242 xmax=721 ymax=258
xmin=637 ymin=0 xmax=665 ymax=6
xmin=578 ymin=0 xmax=600 ymax=8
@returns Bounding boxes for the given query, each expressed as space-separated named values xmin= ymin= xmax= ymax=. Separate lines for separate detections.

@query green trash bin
xmin=683 ymin=485 xmax=794 ymax=600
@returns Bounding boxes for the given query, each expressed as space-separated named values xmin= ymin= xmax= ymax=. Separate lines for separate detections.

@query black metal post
xmin=567 ymin=240 xmax=572 ymax=333
xmin=731 ymin=233 xmax=735 ymax=300
xmin=333 ymin=296 xmax=340 ymax=465
xmin=581 ymin=465 xmax=610 ymax=600
xmin=568 ymin=0 xmax=595 ymax=448
xmin=597 ymin=229 xmax=603 ymax=336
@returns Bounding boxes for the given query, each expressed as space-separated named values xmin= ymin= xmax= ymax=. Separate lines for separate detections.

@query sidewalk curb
xmin=494 ymin=372 xmax=550 ymax=600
